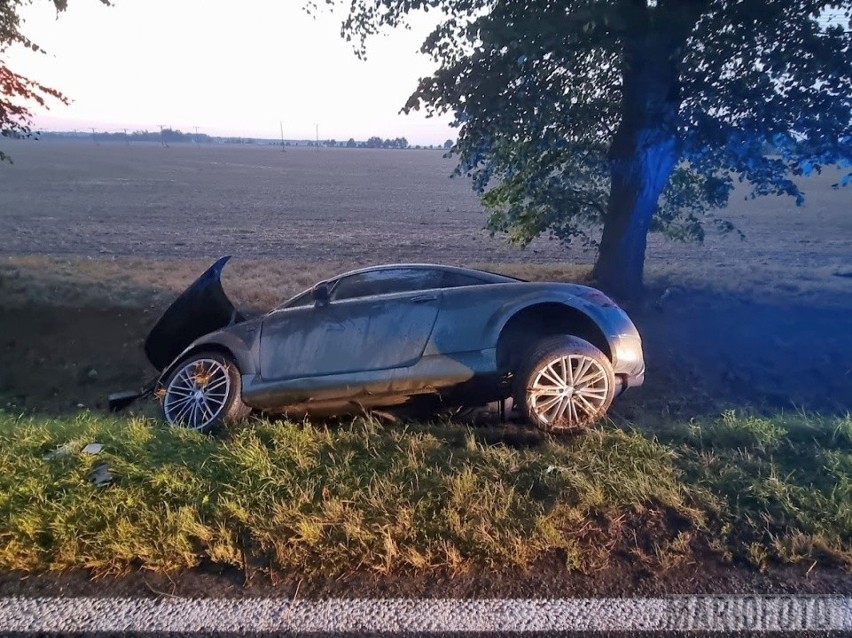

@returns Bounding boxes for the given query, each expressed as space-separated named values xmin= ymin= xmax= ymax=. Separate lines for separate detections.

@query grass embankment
xmin=0 ymin=411 xmax=849 ymax=576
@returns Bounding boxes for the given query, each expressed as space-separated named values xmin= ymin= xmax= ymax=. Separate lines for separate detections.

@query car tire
xmin=515 ymin=335 xmax=615 ymax=433
xmin=160 ymin=351 xmax=250 ymax=432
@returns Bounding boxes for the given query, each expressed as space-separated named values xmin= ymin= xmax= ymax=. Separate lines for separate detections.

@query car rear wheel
xmin=515 ymin=336 xmax=615 ymax=433
xmin=161 ymin=352 xmax=249 ymax=432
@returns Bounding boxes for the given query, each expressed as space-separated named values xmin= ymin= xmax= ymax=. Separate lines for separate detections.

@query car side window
xmin=440 ymin=271 xmax=487 ymax=288
xmin=332 ymin=269 xmax=444 ymax=301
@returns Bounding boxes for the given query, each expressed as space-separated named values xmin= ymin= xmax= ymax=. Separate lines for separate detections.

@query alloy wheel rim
xmin=528 ymin=354 xmax=609 ymax=429
xmin=163 ymin=358 xmax=231 ymax=429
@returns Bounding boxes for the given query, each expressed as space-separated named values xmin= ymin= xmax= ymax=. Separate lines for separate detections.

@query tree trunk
xmin=594 ymin=128 xmax=679 ymax=297
xmin=592 ymin=0 xmax=704 ymax=298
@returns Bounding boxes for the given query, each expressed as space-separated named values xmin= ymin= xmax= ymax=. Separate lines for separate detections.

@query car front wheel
xmin=161 ymin=352 xmax=249 ymax=432
xmin=515 ymin=336 xmax=615 ymax=433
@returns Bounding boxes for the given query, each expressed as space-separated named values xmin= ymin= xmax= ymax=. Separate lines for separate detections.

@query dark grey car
xmin=134 ymin=257 xmax=644 ymax=433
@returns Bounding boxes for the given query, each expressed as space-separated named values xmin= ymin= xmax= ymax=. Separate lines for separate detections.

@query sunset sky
xmin=7 ymin=0 xmax=456 ymax=145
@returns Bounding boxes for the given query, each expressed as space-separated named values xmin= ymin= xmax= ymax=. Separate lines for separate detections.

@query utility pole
xmin=314 ymin=123 xmax=319 ymax=150
xmin=157 ymin=124 xmax=169 ymax=148
xmin=279 ymin=121 xmax=286 ymax=152
xmin=123 ymin=128 xmax=129 ymax=145
xmin=91 ymin=128 xmax=98 ymax=146
xmin=193 ymin=125 xmax=200 ymax=147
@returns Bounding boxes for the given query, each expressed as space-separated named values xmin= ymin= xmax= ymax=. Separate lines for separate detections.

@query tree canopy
xmin=1 ymin=1 xmax=110 ymax=162
xmin=326 ymin=0 xmax=852 ymax=295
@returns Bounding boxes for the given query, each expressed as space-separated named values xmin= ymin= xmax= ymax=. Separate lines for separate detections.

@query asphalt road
xmin=1 ymin=595 xmax=849 ymax=636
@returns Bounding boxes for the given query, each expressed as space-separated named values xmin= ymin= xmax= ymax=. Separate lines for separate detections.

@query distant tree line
xmin=39 ymin=129 xmax=455 ymax=150
xmin=310 ymin=136 xmax=411 ymax=149
xmin=42 ymin=128 xmax=212 ymax=144
xmin=326 ymin=137 xmax=454 ymax=150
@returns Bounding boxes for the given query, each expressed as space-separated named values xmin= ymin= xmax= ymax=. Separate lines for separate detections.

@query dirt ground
xmin=2 ymin=557 xmax=850 ymax=600
xmin=1 ymin=140 xmax=850 ymax=272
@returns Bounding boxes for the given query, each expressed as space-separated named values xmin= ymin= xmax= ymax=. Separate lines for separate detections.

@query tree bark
xmin=592 ymin=0 xmax=705 ymax=298
xmin=594 ymin=128 xmax=679 ymax=297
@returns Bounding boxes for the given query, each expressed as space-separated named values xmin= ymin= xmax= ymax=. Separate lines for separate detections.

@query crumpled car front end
xmin=109 ymin=256 xmax=244 ymax=411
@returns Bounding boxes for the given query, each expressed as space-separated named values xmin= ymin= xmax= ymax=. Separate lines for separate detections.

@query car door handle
xmin=411 ymin=294 xmax=438 ymax=303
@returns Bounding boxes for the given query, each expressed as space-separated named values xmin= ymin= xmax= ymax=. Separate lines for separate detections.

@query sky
xmin=6 ymin=0 xmax=457 ymax=145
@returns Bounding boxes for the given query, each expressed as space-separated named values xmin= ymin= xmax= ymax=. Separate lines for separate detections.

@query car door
xmin=259 ymin=268 xmax=442 ymax=380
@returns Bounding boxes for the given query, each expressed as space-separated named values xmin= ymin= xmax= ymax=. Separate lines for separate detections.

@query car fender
xmin=483 ymin=288 xmax=615 ymax=347
xmin=157 ymin=326 xmax=259 ymax=386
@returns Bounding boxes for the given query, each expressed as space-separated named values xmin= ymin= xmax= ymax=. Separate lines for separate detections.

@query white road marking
xmin=1 ymin=595 xmax=849 ymax=633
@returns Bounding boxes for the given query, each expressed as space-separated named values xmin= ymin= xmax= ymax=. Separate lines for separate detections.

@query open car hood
xmin=144 ymin=256 xmax=244 ymax=371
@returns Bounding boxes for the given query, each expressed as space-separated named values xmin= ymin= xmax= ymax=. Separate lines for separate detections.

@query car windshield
xmin=279 ymin=288 xmax=315 ymax=309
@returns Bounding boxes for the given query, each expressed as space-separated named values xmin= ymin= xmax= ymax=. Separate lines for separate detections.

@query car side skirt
xmin=240 ymin=349 xmax=498 ymax=411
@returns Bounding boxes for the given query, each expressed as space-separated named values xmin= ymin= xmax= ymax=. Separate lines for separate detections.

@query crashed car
xmin=115 ymin=257 xmax=644 ymax=433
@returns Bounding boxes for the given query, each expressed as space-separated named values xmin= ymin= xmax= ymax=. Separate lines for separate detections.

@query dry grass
xmin=5 ymin=255 xmax=849 ymax=321
xmin=0 ymin=256 xmax=593 ymax=313
xmin=0 ymin=411 xmax=848 ymax=576
xmin=0 ymin=256 xmax=343 ymax=311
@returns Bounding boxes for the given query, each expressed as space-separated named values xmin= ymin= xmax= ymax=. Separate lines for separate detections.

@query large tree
xmin=1 ymin=1 xmax=109 ymax=163
xmin=327 ymin=0 xmax=852 ymax=296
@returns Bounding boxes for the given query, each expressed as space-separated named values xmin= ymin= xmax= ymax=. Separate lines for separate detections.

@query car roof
xmin=326 ymin=263 xmax=522 ymax=284
xmin=276 ymin=263 xmax=524 ymax=311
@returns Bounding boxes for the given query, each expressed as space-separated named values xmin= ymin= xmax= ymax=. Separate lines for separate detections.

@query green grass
xmin=0 ymin=411 xmax=849 ymax=576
